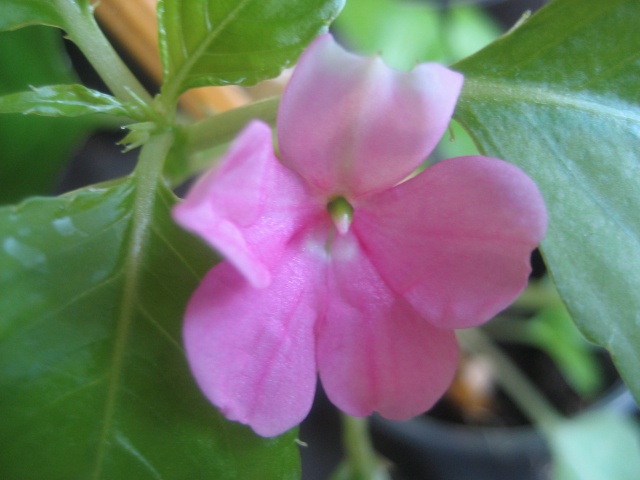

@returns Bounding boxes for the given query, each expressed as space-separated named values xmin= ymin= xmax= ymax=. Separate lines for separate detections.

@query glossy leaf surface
xmin=0 ymin=176 xmax=300 ymax=479
xmin=454 ymin=0 xmax=640 ymax=400
xmin=0 ymin=0 xmax=91 ymax=31
xmin=0 ymin=84 xmax=141 ymax=118
xmin=158 ymin=0 xmax=345 ymax=100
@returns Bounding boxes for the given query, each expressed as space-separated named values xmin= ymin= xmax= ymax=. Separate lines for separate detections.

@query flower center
xmin=327 ymin=196 xmax=354 ymax=235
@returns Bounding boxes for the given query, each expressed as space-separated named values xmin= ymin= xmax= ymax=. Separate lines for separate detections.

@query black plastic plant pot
xmin=370 ymin=385 xmax=637 ymax=480
xmin=371 ymin=415 xmax=549 ymax=480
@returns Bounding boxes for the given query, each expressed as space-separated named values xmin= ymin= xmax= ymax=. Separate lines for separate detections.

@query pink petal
xmin=173 ymin=120 xmax=319 ymax=288
xmin=354 ymin=155 xmax=548 ymax=329
xmin=183 ymin=242 xmax=324 ymax=437
xmin=278 ymin=34 xmax=463 ymax=199
xmin=317 ymin=232 xmax=459 ymax=420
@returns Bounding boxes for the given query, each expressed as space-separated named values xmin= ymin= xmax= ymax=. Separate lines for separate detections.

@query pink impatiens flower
xmin=173 ymin=34 xmax=547 ymax=437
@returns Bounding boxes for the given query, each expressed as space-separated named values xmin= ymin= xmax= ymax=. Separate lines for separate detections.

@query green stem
xmin=481 ymin=318 xmax=535 ymax=344
xmin=60 ymin=3 xmax=153 ymax=105
xmin=340 ymin=414 xmax=389 ymax=480
xmin=184 ymin=96 xmax=280 ymax=154
xmin=457 ymin=329 xmax=563 ymax=431
xmin=512 ymin=279 xmax=559 ymax=310
xmin=131 ymin=132 xmax=174 ymax=241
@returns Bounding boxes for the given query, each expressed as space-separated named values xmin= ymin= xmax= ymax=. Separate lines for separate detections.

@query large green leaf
xmin=0 ymin=163 xmax=300 ymax=478
xmin=0 ymin=27 xmax=96 ymax=205
xmin=158 ymin=0 xmax=345 ymax=102
xmin=0 ymin=0 xmax=90 ymax=31
xmin=454 ymin=0 xmax=640 ymax=398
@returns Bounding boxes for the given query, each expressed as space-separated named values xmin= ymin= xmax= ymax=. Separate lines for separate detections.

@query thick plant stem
xmin=184 ymin=96 xmax=280 ymax=154
xmin=458 ymin=328 xmax=563 ymax=431
xmin=61 ymin=3 xmax=153 ymax=105
xmin=511 ymin=279 xmax=559 ymax=310
xmin=339 ymin=414 xmax=390 ymax=480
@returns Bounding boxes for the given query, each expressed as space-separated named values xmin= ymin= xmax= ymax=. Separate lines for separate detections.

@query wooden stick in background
xmin=94 ymin=0 xmax=251 ymax=117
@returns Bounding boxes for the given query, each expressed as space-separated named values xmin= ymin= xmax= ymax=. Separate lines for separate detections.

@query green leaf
xmin=454 ymin=0 xmax=640 ymax=402
xmin=158 ymin=0 xmax=345 ymax=102
xmin=0 ymin=27 xmax=96 ymax=205
xmin=0 ymin=0 xmax=91 ymax=31
xmin=546 ymin=411 xmax=640 ymax=480
xmin=0 ymin=84 xmax=142 ymax=118
xmin=0 ymin=174 xmax=300 ymax=478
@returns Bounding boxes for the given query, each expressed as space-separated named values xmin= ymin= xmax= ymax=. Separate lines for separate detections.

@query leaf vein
xmin=464 ymin=78 xmax=640 ymax=125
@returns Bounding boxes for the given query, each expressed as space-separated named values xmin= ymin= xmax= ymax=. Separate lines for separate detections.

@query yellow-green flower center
xmin=327 ymin=196 xmax=354 ymax=235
